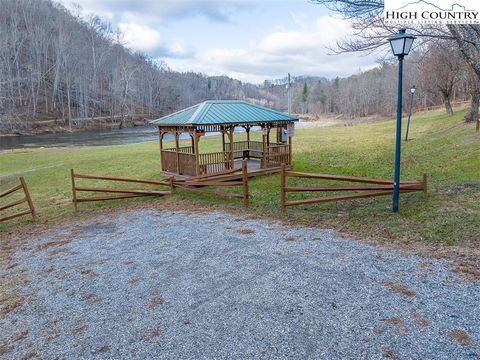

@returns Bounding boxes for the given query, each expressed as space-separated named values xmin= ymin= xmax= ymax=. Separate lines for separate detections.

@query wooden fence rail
xmin=71 ymin=170 xmax=174 ymax=211
xmin=0 ymin=177 xmax=36 ymax=222
xmin=280 ymin=164 xmax=427 ymax=212
xmin=173 ymin=159 xmax=250 ymax=207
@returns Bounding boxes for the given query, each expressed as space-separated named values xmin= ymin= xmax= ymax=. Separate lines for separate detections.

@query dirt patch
xmin=129 ymin=276 xmax=141 ymax=284
xmin=82 ymin=293 xmax=101 ymax=304
xmin=410 ymin=309 xmax=429 ymax=327
xmin=46 ymin=329 xmax=59 ymax=341
xmin=381 ymin=280 xmax=416 ymax=297
xmin=235 ymin=228 xmax=255 ymax=235
xmin=71 ymin=324 xmax=87 ymax=334
xmin=48 ymin=248 xmax=72 ymax=256
xmin=12 ymin=329 xmax=28 ymax=342
xmin=0 ymin=343 xmax=11 ymax=356
xmin=149 ymin=289 xmax=164 ymax=308
xmin=140 ymin=326 xmax=161 ymax=340
xmin=39 ymin=266 xmax=55 ymax=275
xmin=449 ymin=329 xmax=473 ymax=346
xmin=385 ymin=317 xmax=403 ymax=325
xmin=453 ymin=260 xmax=480 ymax=279
xmin=18 ymin=350 xmax=38 ymax=360
xmin=80 ymin=269 xmax=98 ymax=277
xmin=383 ymin=349 xmax=401 ymax=359
xmin=95 ymin=345 xmax=110 ymax=353
xmin=0 ymin=295 xmax=22 ymax=317
xmin=35 ymin=239 xmax=71 ymax=252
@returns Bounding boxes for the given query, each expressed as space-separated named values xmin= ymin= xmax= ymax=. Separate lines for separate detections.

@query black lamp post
xmin=405 ymin=85 xmax=416 ymax=141
xmin=388 ymin=29 xmax=416 ymax=213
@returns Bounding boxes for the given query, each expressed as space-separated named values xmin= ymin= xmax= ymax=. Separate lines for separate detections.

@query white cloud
xmin=117 ymin=23 xmax=163 ymax=52
xmin=61 ymin=0 xmax=380 ymax=84
xmin=173 ymin=15 xmax=379 ymax=83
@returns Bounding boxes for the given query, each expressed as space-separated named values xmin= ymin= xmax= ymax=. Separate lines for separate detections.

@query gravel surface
xmin=1 ymin=208 xmax=479 ymax=359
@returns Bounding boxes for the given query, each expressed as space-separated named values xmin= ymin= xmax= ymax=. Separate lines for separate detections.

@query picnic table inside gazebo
xmin=150 ymin=100 xmax=298 ymax=178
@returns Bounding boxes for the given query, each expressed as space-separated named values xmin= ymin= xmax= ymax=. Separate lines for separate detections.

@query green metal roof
xmin=150 ymin=100 xmax=298 ymax=126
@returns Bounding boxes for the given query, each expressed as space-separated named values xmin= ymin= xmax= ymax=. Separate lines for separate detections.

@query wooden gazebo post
xmin=228 ymin=126 xmax=234 ymax=169
xmin=193 ymin=129 xmax=200 ymax=175
xmin=175 ymin=130 xmax=180 ymax=174
xmin=261 ymin=124 xmax=266 ymax=168
xmin=158 ymin=129 xmax=164 ymax=172
xmin=221 ymin=126 xmax=226 ymax=152
xmin=288 ymin=133 xmax=292 ymax=165
xmin=190 ymin=134 xmax=195 ymax=153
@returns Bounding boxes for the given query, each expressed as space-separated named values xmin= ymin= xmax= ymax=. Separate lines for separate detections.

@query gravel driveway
xmin=1 ymin=208 xmax=479 ymax=359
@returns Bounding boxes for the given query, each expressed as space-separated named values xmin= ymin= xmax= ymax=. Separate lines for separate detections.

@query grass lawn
xmin=1 ymin=106 xmax=479 ymax=247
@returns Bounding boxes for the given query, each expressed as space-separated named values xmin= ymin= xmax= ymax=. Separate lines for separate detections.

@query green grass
xmin=1 ymin=107 xmax=479 ymax=247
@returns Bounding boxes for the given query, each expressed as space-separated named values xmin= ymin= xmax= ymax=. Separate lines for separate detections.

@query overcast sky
xmin=62 ymin=0 xmax=382 ymax=83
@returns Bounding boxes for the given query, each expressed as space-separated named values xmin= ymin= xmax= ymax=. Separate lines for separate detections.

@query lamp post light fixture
xmin=388 ymin=29 xmax=416 ymax=213
xmin=405 ymin=85 xmax=416 ymax=141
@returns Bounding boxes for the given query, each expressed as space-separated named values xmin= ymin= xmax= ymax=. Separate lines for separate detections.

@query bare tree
xmin=420 ymin=42 xmax=464 ymax=116
xmin=312 ymin=0 xmax=480 ymax=122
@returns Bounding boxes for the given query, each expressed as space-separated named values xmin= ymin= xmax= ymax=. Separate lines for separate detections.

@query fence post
xmin=422 ymin=173 xmax=428 ymax=196
xmin=280 ymin=163 xmax=286 ymax=213
xmin=71 ymin=169 xmax=78 ymax=211
xmin=169 ymin=176 xmax=175 ymax=193
xmin=242 ymin=159 xmax=249 ymax=208
xmin=19 ymin=177 xmax=36 ymax=220
xmin=476 ymin=117 xmax=479 ymax=132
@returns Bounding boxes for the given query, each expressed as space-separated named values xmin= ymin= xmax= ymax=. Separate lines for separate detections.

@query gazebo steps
xmin=161 ymin=164 xmax=290 ymax=182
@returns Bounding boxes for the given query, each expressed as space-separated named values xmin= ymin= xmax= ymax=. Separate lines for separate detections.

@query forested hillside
xmin=270 ymin=51 xmax=475 ymax=118
xmin=0 ymin=0 xmax=476 ymax=134
xmin=0 ymin=0 xmax=276 ymax=133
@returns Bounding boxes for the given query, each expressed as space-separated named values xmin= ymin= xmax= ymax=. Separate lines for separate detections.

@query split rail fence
xmin=71 ymin=159 xmax=250 ymax=210
xmin=0 ymin=177 xmax=36 ymax=222
xmin=172 ymin=159 xmax=250 ymax=207
xmin=71 ymin=170 xmax=174 ymax=211
xmin=280 ymin=164 xmax=427 ymax=212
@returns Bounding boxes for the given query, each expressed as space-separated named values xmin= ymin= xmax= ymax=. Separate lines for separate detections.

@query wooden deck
xmin=160 ymin=140 xmax=291 ymax=179
xmin=161 ymin=160 xmax=287 ymax=181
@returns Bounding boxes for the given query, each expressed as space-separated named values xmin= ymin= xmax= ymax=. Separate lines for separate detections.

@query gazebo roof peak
xmin=150 ymin=100 xmax=298 ymax=126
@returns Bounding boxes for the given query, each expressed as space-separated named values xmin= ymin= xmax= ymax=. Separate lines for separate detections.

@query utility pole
xmin=287 ymin=73 xmax=292 ymax=114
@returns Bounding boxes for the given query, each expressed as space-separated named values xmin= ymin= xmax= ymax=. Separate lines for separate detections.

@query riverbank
xmin=0 ymin=126 xmax=159 ymax=152
xmin=0 ymin=115 xmax=152 ymax=137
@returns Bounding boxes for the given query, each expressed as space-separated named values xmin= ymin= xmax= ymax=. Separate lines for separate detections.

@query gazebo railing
xmin=163 ymin=146 xmax=193 ymax=154
xmin=265 ymin=144 xmax=290 ymax=167
xmin=199 ymin=151 xmax=233 ymax=175
xmin=179 ymin=152 xmax=197 ymax=175
xmin=161 ymin=141 xmax=290 ymax=176
xmin=225 ymin=141 xmax=289 ymax=158
xmin=161 ymin=149 xmax=196 ymax=176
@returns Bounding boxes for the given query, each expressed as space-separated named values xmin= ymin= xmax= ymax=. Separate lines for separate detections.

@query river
xmin=0 ymin=126 xmax=167 ymax=151
xmin=0 ymin=122 xmax=307 ymax=151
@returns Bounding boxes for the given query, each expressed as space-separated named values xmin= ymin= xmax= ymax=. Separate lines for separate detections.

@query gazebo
xmin=150 ymin=100 xmax=298 ymax=178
